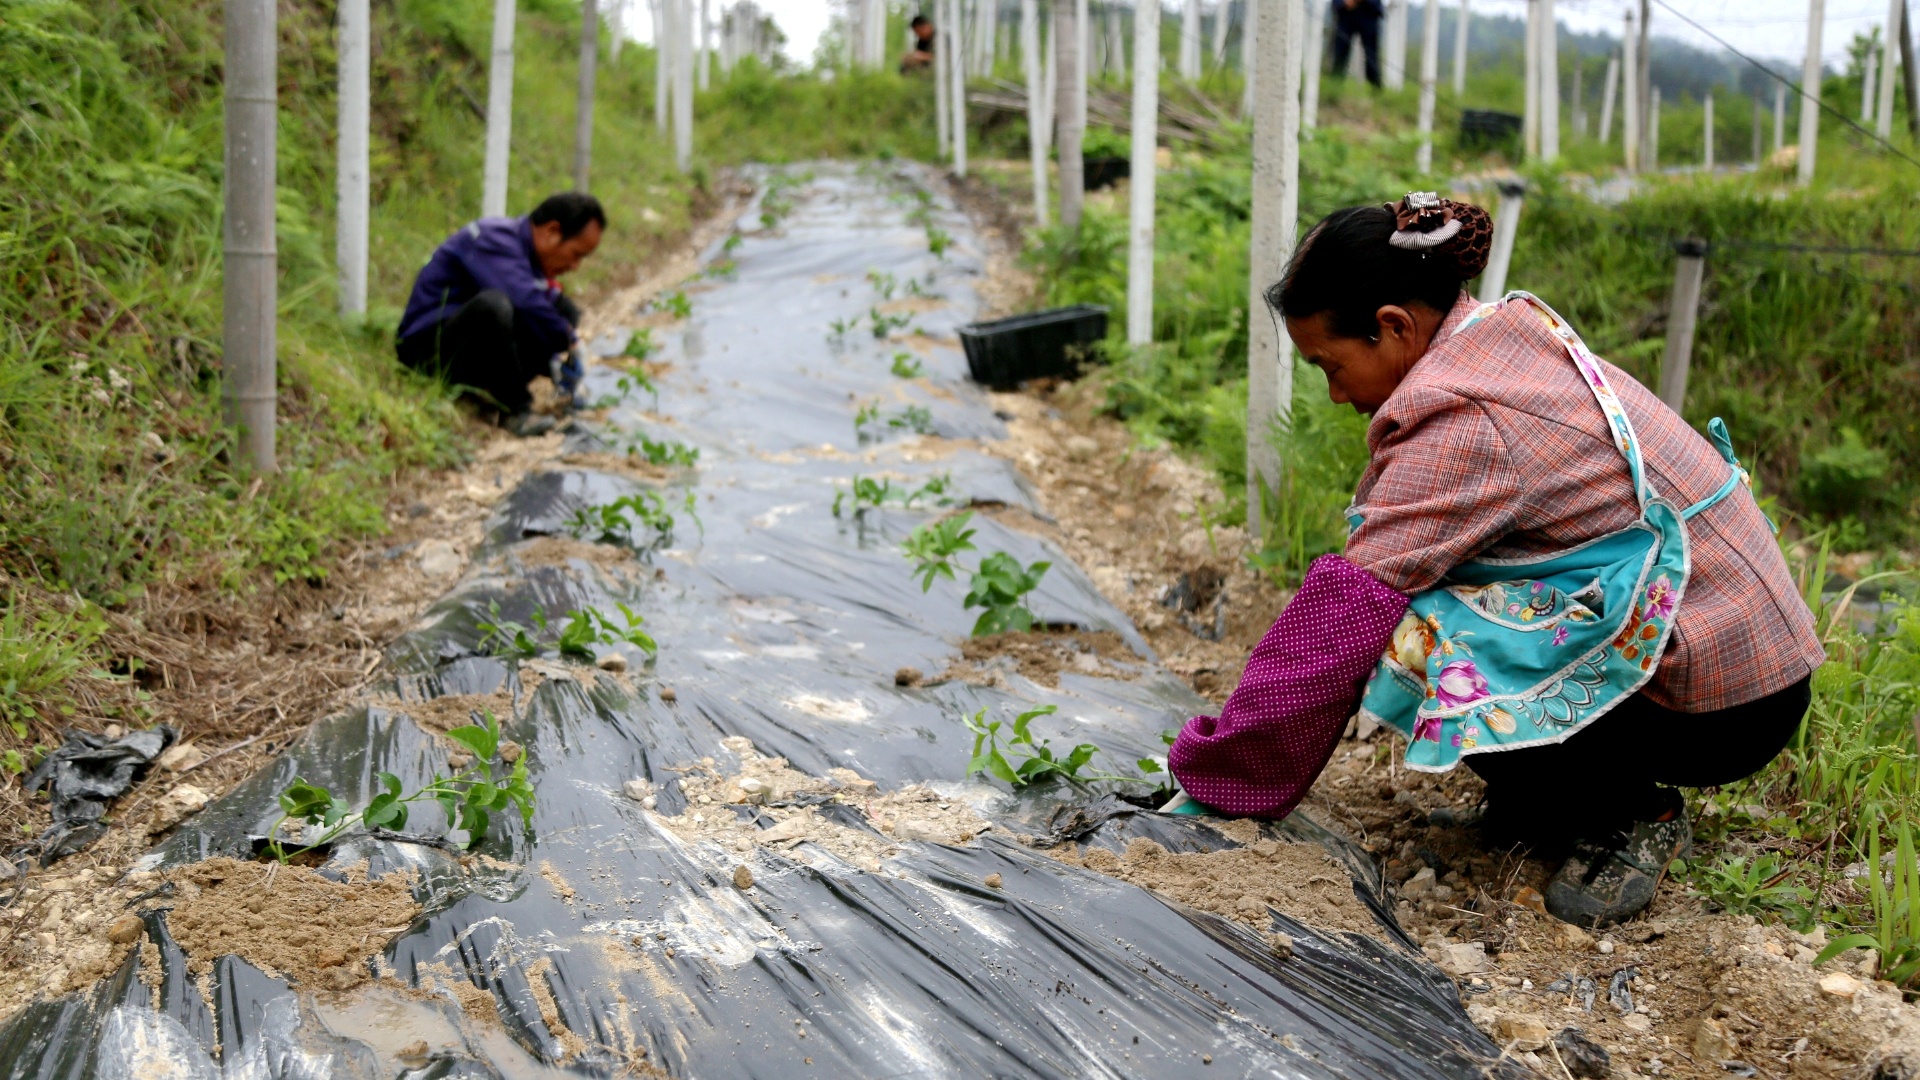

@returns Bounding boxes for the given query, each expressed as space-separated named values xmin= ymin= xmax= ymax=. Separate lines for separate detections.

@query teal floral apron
xmin=1355 ymin=293 xmax=1762 ymax=773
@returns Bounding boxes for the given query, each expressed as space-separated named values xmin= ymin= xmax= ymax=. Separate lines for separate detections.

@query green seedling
xmin=831 ymin=472 xmax=956 ymax=517
xmin=867 ymin=269 xmax=897 ymax=299
xmin=477 ymin=601 xmax=545 ymax=659
xmin=626 ymin=434 xmax=700 ymax=467
xmin=661 ymin=291 xmax=693 ymax=319
xmin=557 ymin=603 xmax=657 ymax=659
xmin=889 ymin=352 xmax=923 ymax=379
xmin=888 ymin=405 xmax=933 ymax=434
xmin=964 ymin=704 xmax=1159 ymax=787
xmin=622 ymin=329 xmax=657 ymax=361
xmin=568 ymin=491 xmax=682 ymax=548
xmin=268 ymin=710 xmax=534 ymax=862
xmin=925 ymin=227 xmax=952 ymax=259
xmin=870 ymin=308 xmax=913 ymax=339
xmin=902 ymin=510 xmax=1051 ymax=636
xmin=722 ymin=233 xmax=744 ymax=253
xmin=903 ymin=276 xmax=940 ymax=299
xmin=828 ymin=316 xmax=856 ymax=341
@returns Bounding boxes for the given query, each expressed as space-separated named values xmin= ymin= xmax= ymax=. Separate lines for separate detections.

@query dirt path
xmin=947 ymin=162 xmax=1920 ymax=1078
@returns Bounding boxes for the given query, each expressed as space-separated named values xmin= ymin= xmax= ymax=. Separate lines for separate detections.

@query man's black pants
xmin=1330 ymin=19 xmax=1382 ymax=87
xmin=1464 ymin=676 xmax=1812 ymax=848
xmin=396 ymin=290 xmax=580 ymax=415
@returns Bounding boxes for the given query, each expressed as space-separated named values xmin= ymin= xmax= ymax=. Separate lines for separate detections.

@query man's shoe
xmin=504 ymin=411 xmax=557 ymax=438
xmin=1543 ymin=808 xmax=1691 ymax=929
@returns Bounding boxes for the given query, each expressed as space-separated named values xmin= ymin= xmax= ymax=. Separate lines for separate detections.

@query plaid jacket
xmin=1342 ymin=294 xmax=1824 ymax=713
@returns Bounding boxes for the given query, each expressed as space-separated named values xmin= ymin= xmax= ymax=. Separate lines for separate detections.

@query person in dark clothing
xmin=397 ymin=192 xmax=606 ymax=434
xmin=1329 ymin=0 xmax=1384 ymax=88
xmin=901 ymin=14 xmax=935 ymax=72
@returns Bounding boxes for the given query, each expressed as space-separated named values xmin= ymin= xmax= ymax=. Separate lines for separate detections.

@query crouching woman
xmin=1167 ymin=194 xmax=1823 ymax=928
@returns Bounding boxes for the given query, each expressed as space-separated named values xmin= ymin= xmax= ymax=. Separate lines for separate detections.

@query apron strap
xmin=1681 ymin=417 xmax=1776 ymax=533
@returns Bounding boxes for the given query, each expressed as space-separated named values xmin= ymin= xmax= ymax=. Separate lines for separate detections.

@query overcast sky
xmin=612 ymin=0 xmax=1889 ymax=72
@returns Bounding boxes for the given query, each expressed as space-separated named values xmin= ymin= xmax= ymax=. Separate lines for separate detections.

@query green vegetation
xmin=963 ymin=703 xmax=1164 ymax=787
xmin=831 ymin=472 xmax=955 ymax=517
xmin=566 ymin=490 xmax=694 ymax=548
xmin=557 ymin=604 xmax=656 ymax=659
xmin=625 ymin=434 xmax=700 ymax=467
xmin=268 ymin=710 xmax=533 ymax=860
xmin=889 ymin=352 xmax=925 ymax=379
xmin=903 ymin=511 xmax=1051 ymax=636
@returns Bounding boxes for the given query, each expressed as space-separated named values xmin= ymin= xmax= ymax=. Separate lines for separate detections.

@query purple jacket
xmin=397 ymin=217 xmax=575 ymax=355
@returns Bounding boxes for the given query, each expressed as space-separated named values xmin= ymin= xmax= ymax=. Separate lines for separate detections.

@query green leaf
xmin=1815 ymin=933 xmax=1883 ymax=967
xmin=279 ymin=778 xmax=335 ymax=821
xmin=365 ymin=792 xmax=403 ymax=829
xmin=463 ymin=807 xmax=491 ymax=846
xmin=446 ymin=723 xmax=498 ymax=762
xmin=1136 ymin=757 xmax=1164 ymax=774
xmin=377 ymin=771 xmax=403 ymax=798
xmin=467 ymin=781 xmax=500 ymax=807
xmin=984 ymin=749 xmax=1020 ymax=785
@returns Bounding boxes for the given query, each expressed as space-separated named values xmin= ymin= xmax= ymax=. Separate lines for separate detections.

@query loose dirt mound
xmin=656 ymin=736 xmax=994 ymax=872
xmin=378 ymin=689 xmax=516 ymax=736
xmin=930 ymin=628 xmax=1141 ymax=688
xmin=1051 ymin=834 xmax=1383 ymax=939
xmin=160 ymin=857 xmax=420 ymax=992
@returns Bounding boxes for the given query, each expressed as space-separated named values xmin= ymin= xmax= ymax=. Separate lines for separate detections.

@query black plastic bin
xmin=1083 ymin=156 xmax=1131 ymax=190
xmin=1459 ymin=109 xmax=1523 ymax=148
xmin=958 ymin=305 xmax=1108 ymax=390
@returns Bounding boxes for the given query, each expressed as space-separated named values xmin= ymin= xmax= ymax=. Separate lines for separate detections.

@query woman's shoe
xmin=1543 ymin=809 xmax=1692 ymax=929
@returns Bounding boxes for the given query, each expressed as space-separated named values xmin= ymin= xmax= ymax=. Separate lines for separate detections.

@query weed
xmin=963 ymin=704 xmax=1161 ymax=786
xmin=870 ymin=308 xmax=913 ymax=338
xmin=890 ymin=352 xmax=924 ymax=379
xmin=1680 ymin=853 xmax=1814 ymax=924
xmin=926 ymin=226 xmax=953 ymax=259
xmin=0 ymin=590 xmax=116 ymax=730
xmin=1819 ymin=823 xmax=1920 ymax=988
xmin=557 ymin=604 xmax=657 ymax=659
xmin=902 ymin=511 xmax=1051 ymax=635
xmin=268 ymin=710 xmax=534 ymax=861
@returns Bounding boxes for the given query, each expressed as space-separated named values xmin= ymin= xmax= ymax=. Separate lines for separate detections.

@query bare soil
xmin=930 ymin=628 xmax=1142 ymax=689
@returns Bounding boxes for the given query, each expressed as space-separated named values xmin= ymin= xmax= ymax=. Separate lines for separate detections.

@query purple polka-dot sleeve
xmin=1168 ymin=554 xmax=1409 ymax=819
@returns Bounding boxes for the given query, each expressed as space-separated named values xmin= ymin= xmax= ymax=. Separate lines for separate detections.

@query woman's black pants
xmin=1463 ymin=676 xmax=1812 ymax=847
xmin=396 ymin=290 xmax=580 ymax=415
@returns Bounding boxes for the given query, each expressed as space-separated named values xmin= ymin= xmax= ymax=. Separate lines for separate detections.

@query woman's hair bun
xmin=1386 ymin=192 xmax=1493 ymax=281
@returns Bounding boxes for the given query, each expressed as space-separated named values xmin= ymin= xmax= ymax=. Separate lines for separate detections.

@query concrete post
xmin=483 ymin=0 xmax=518 ymax=217
xmin=1127 ymin=0 xmax=1160 ymax=344
xmin=1703 ymin=90 xmax=1713 ymax=170
xmin=1622 ymin=10 xmax=1639 ymax=171
xmin=1212 ymin=0 xmax=1231 ymax=66
xmin=1571 ymin=54 xmax=1584 ymax=137
xmin=1539 ymin=0 xmax=1558 ymax=158
xmin=336 ymin=0 xmax=369 ymax=319
xmin=1301 ymin=0 xmax=1323 ymax=130
xmin=1023 ymin=0 xmax=1050 ymax=224
xmin=1384 ymin=0 xmax=1406 ymax=89
xmin=1452 ymin=0 xmax=1468 ymax=95
xmin=1058 ymin=0 xmax=1087 ymax=228
xmin=1753 ymin=92 xmax=1762 ymax=162
xmin=935 ymin=0 xmax=951 ymax=157
xmin=1476 ymin=179 xmax=1524 ymax=302
xmin=575 ymin=0 xmax=598 ymax=191
xmin=1598 ymin=52 xmax=1618 ymax=143
xmin=1523 ymin=0 xmax=1538 ymax=158
xmin=1799 ymin=0 xmax=1824 ymax=185
xmin=1774 ymin=80 xmax=1787 ymax=150
xmin=1878 ymin=0 xmax=1901 ymax=137
xmin=1181 ymin=0 xmax=1202 ymax=80
xmin=225 ymin=0 xmax=277 ymax=473
xmin=698 ymin=0 xmax=711 ymax=88
xmin=1416 ymin=0 xmax=1439 ymax=171
xmin=673 ymin=0 xmax=694 ymax=171
xmin=1657 ymin=239 xmax=1707 ymax=414
xmin=1241 ymin=0 xmax=1258 ymax=114
xmin=1646 ymin=84 xmax=1660 ymax=169
xmin=1901 ymin=0 xmax=1919 ymax=141
xmin=1863 ymin=36 xmax=1879 ymax=121
xmin=1245 ymin=0 xmax=1302 ymax=535
xmin=950 ymin=0 xmax=969 ymax=176
xmin=654 ymin=0 xmax=670 ymax=131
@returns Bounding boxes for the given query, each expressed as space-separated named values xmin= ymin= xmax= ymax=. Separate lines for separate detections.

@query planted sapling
xmin=963 ymin=704 xmax=1162 ymax=787
xmin=477 ymin=601 xmax=545 ymax=659
xmin=661 ymin=291 xmax=693 ymax=320
xmin=268 ymin=710 xmax=535 ymax=862
xmin=870 ymin=308 xmax=912 ymax=338
xmin=831 ymin=472 xmax=956 ymax=517
xmin=889 ymin=352 xmax=923 ymax=379
xmin=867 ymin=269 xmax=897 ymax=299
xmin=626 ymin=434 xmax=700 ymax=467
xmin=926 ymin=227 xmax=952 ymax=259
xmin=902 ymin=511 xmax=1052 ymax=635
xmin=568 ymin=491 xmax=680 ymax=548
xmin=558 ymin=603 xmax=657 ymax=659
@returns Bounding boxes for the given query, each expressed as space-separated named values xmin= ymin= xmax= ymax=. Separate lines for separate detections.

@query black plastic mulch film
xmin=1 ymin=164 xmax=1525 ymax=1080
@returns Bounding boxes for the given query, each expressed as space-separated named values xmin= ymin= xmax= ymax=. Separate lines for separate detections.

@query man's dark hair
xmin=910 ymin=14 xmax=930 ymax=28
xmin=529 ymin=192 xmax=607 ymax=239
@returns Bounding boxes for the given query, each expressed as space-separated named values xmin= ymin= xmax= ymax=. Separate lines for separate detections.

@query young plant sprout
xmin=661 ymin=291 xmax=693 ymax=320
xmin=567 ymin=491 xmax=682 ymax=548
xmin=854 ymin=401 xmax=933 ymax=443
xmin=622 ymin=329 xmax=656 ymax=361
xmin=626 ymin=434 xmax=699 ymax=467
xmin=831 ymin=472 xmax=956 ymax=517
xmin=889 ymin=352 xmax=923 ymax=379
xmin=267 ymin=710 xmax=535 ymax=862
xmin=477 ymin=601 xmax=545 ymax=659
xmin=867 ymin=269 xmax=897 ymax=299
xmin=963 ymin=704 xmax=1164 ymax=787
xmin=870 ymin=308 xmax=913 ymax=339
xmin=901 ymin=511 xmax=1051 ymax=636
xmin=557 ymin=603 xmax=657 ymax=659
xmin=828 ymin=316 xmax=856 ymax=341
xmin=925 ymin=227 xmax=952 ymax=259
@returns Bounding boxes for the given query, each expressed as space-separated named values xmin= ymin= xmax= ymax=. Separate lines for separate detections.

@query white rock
xmin=1621 ymin=1013 xmax=1653 ymax=1033
xmin=1597 ymin=939 xmax=1615 ymax=955
xmin=1401 ymin=866 xmax=1436 ymax=899
xmin=155 ymin=743 xmax=205 ymax=773
xmin=416 ymin=540 xmax=461 ymax=577
xmin=161 ymin=784 xmax=210 ymax=813
xmin=1064 ymin=435 xmax=1100 ymax=461
xmin=596 ymin=652 xmax=628 ymax=672
xmin=1437 ymin=941 xmax=1489 ymax=977
xmin=1819 ymin=972 xmax=1862 ymax=999
xmin=622 ymin=780 xmax=652 ymax=802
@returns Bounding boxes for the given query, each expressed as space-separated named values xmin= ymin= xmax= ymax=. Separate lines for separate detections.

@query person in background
xmin=396 ymin=192 xmax=605 ymax=436
xmin=1166 ymin=194 xmax=1822 ymax=929
xmin=1330 ymin=0 xmax=1385 ymax=88
xmin=900 ymin=14 xmax=936 ymax=72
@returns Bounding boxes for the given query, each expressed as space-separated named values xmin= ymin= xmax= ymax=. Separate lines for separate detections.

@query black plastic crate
xmin=957 ymin=305 xmax=1108 ymax=390
xmin=1459 ymin=109 xmax=1523 ymax=148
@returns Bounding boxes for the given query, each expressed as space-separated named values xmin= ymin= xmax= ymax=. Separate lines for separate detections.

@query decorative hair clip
xmin=1386 ymin=191 xmax=1462 ymax=251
